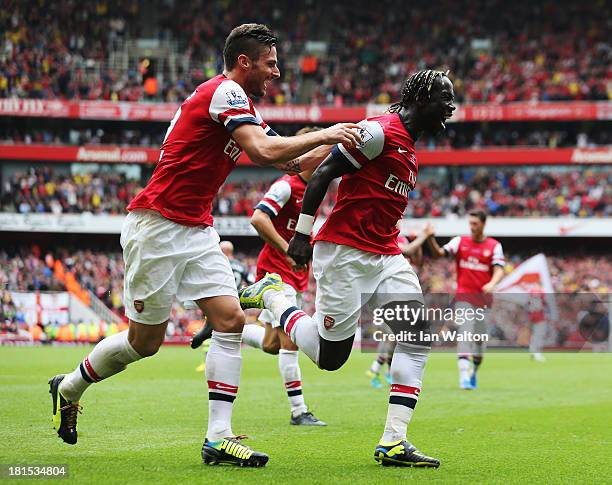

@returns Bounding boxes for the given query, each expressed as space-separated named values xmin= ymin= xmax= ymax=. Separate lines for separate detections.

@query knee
xmin=129 ymin=338 xmax=162 ymax=358
xmin=213 ymin=307 xmax=245 ymax=333
xmin=262 ymin=342 xmax=280 ymax=355
xmin=318 ymin=335 xmax=353 ymax=371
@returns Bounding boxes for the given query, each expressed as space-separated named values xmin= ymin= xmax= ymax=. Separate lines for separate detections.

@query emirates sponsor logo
xmin=459 ymin=258 xmax=489 ymax=272
xmin=571 ymin=148 xmax=612 ymax=164
xmin=76 ymin=147 xmax=148 ymax=163
xmin=223 ymin=139 xmax=243 ymax=162
xmin=384 ymin=172 xmax=416 ymax=197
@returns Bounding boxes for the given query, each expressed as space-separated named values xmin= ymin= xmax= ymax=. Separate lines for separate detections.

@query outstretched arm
xmin=426 ymin=233 xmax=447 ymax=258
xmin=399 ymin=225 xmax=434 ymax=266
xmin=286 ymin=151 xmax=356 ymax=265
xmin=232 ymin=123 xmax=361 ymax=168
xmin=271 ymin=144 xmax=333 ymax=174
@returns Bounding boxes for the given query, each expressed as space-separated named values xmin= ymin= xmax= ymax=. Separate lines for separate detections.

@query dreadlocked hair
xmin=388 ymin=69 xmax=449 ymax=113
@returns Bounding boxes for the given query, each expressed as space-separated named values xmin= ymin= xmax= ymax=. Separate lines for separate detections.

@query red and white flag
xmin=495 ymin=253 xmax=558 ymax=319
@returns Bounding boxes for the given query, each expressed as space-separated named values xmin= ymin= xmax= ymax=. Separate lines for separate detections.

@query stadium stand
xmin=1 ymin=247 xmax=609 ymax=342
xmin=0 ymin=0 xmax=609 ymax=350
xmin=2 ymin=124 xmax=611 ymax=148
xmin=2 ymin=167 xmax=609 ymax=218
xmin=1 ymin=168 xmax=142 ymax=214
xmin=1 ymin=0 xmax=609 ymax=104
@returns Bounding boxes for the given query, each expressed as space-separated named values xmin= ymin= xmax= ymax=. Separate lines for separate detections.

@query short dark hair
xmin=223 ymin=24 xmax=277 ymax=70
xmin=468 ymin=209 xmax=487 ymax=223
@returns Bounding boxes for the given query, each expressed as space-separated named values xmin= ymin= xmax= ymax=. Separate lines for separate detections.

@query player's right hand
xmin=423 ymin=222 xmax=436 ymax=237
xmin=287 ymin=232 xmax=313 ymax=266
xmin=321 ymin=123 xmax=362 ymax=147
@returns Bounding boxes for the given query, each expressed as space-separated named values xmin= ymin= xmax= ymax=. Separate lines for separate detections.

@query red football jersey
xmin=128 ymin=74 xmax=273 ymax=226
xmin=255 ymin=174 xmax=309 ymax=292
xmin=443 ymin=235 xmax=505 ymax=307
xmin=314 ymin=113 xmax=418 ymax=254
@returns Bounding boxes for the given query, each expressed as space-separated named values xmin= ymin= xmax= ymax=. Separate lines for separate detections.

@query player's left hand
xmin=286 ymin=254 xmax=307 ymax=272
xmin=287 ymin=232 xmax=313 ymax=266
xmin=481 ymin=282 xmax=496 ymax=293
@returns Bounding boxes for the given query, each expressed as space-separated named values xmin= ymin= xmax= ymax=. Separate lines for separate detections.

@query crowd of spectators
xmin=1 ymin=167 xmax=142 ymax=215
xmin=0 ymin=288 xmax=18 ymax=330
xmin=0 ymin=126 xmax=165 ymax=147
xmin=0 ymin=1 xmax=140 ymax=100
xmin=419 ymin=254 xmax=611 ymax=295
xmin=1 ymin=0 xmax=609 ymax=104
xmin=1 ymin=246 xmax=610 ymax=340
xmin=1 ymin=246 xmax=125 ymax=319
xmin=407 ymin=167 xmax=611 ymax=218
xmin=0 ymin=249 xmax=62 ymax=291
xmin=3 ymin=167 xmax=608 ymax=218
xmin=2 ymin=123 xmax=611 ymax=149
xmin=424 ymin=125 xmax=612 ymax=150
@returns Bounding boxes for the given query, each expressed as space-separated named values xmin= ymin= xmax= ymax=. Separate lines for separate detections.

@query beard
xmin=245 ymin=77 xmax=267 ymax=98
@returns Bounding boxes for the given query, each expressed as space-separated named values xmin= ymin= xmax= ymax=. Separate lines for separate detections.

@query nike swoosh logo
xmin=296 ymin=199 xmax=303 ymax=204
xmin=558 ymin=222 xmax=583 ymax=235
xmin=212 ymin=383 xmax=238 ymax=392
xmin=398 ymin=147 xmax=409 ymax=153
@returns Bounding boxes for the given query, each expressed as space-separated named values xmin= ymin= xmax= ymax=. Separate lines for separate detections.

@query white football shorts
xmin=312 ymin=241 xmax=423 ymax=342
xmin=454 ymin=300 xmax=489 ymax=356
xmin=121 ymin=209 xmax=238 ymax=325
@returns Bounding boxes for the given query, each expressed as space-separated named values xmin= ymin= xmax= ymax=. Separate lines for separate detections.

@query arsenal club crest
xmin=134 ymin=300 xmax=144 ymax=313
xmin=323 ymin=315 xmax=335 ymax=329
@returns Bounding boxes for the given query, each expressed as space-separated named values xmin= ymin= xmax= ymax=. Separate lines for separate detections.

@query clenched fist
xmin=287 ymin=232 xmax=313 ymax=266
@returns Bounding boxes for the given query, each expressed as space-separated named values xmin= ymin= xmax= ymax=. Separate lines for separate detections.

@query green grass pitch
xmin=1 ymin=346 xmax=611 ymax=484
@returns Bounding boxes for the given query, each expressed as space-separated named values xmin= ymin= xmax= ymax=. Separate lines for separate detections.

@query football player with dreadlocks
xmin=239 ymin=69 xmax=455 ymax=468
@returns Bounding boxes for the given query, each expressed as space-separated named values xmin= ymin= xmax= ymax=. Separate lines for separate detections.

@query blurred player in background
xmin=528 ymin=288 xmax=548 ymax=362
xmin=426 ymin=210 xmax=505 ymax=390
xmin=48 ymin=23 xmax=361 ymax=468
xmin=191 ymin=240 xmax=252 ymax=372
xmin=366 ymin=225 xmax=430 ymax=389
xmin=193 ymin=145 xmax=327 ymax=426
xmin=240 ymin=69 xmax=456 ymax=468
xmin=243 ymin=126 xmax=326 ymax=425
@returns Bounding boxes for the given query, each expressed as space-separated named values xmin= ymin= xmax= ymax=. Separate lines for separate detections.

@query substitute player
xmin=240 ymin=70 xmax=456 ymax=467
xmin=48 ymin=23 xmax=361 ymax=468
xmin=426 ymin=210 xmax=505 ymax=389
